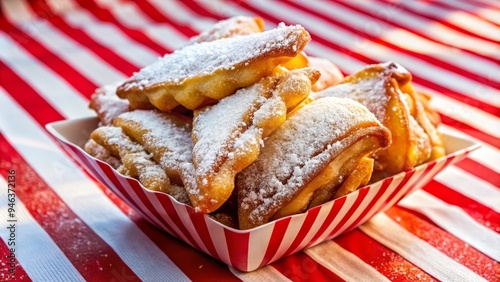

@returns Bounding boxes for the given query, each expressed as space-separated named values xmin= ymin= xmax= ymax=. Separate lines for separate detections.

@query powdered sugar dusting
xmin=237 ymin=97 xmax=382 ymax=225
xmin=89 ymin=82 xmax=129 ymax=125
xmin=122 ymin=24 xmax=308 ymax=90
xmin=313 ymin=62 xmax=410 ymax=121
xmin=188 ymin=16 xmax=262 ymax=45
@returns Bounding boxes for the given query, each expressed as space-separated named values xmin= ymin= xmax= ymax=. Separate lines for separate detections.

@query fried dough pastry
xmin=237 ymin=97 xmax=391 ymax=229
xmin=187 ymin=16 xmax=264 ymax=45
xmin=192 ymin=67 xmax=320 ymax=213
xmin=116 ymin=24 xmax=311 ymax=111
xmin=313 ymin=62 xmax=442 ymax=175
xmin=308 ymin=56 xmax=344 ymax=92
xmin=89 ymin=82 xmax=129 ymax=125
xmin=83 ymin=139 xmax=122 ymax=169
xmin=90 ymin=126 xmax=171 ymax=194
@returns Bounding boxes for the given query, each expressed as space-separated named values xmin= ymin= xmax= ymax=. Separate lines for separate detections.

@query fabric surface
xmin=0 ymin=0 xmax=499 ymax=281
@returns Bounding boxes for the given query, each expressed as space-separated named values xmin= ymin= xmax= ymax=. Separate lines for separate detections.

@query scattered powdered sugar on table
xmin=123 ymin=24 xmax=307 ymax=90
xmin=238 ymin=97 xmax=381 ymax=224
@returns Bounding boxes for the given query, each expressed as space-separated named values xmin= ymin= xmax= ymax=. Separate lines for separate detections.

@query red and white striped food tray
xmin=46 ymin=116 xmax=480 ymax=272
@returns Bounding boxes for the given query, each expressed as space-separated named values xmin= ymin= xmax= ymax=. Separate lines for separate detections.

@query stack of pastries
xmin=84 ymin=16 xmax=444 ymax=229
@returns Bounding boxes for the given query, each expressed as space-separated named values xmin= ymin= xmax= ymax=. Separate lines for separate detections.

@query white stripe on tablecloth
xmin=0 ymin=177 xmax=85 ymax=282
xmin=305 ymin=241 xmax=390 ymax=282
xmin=444 ymin=0 xmax=500 ymax=25
xmin=248 ymin=0 xmax=500 ymax=107
xmin=434 ymin=166 xmax=500 ymax=213
xmin=440 ymin=125 xmax=500 ymax=174
xmin=2 ymin=0 xmax=125 ymax=85
xmin=0 ymin=89 xmax=190 ymax=282
xmin=360 ymin=213 xmax=487 ymax=282
xmin=229 ymin=266 xmax=291 ymax=282
xmin=92 ymin=0 xmax=188 ymax=50
xmin=304 ymin=0 xmax=500 ymax=83
xmin=399 ymin=0 xmax=500 ymax=42
xmin=349 ymin=1 xmax=500 ymax=60
xmin=148 ymin=0 xmax=215 ymax=31
xmin=54 ymin=7 xmax=159 ymax=68
xmin=399 ymin=190 xmax=500 ymax=261
xmin=0 ymin=32 xmax=93 ymax=119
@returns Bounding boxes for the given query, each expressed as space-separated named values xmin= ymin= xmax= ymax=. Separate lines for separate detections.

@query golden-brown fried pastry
xmin=192 ymin=67 xmax=320 ymax=213
xmin=83 ymin=139 xmax=122 ymax=169
xmin=117 ymin=24 xmax=311 ymax=111
xmin=90 ymin=126 xmax=171 ymax=194
xmin=237 ymin=97 xmax=391 ymax=229
xmin=89 ymin=83 xmax=129 ymax=125
xmin=187 ymin=16 xmax=264 ymax=45
xmin=308 ymin=56 xmax=344 ymax=92
xmin=313 ymin=62 xmax=436 ymax=176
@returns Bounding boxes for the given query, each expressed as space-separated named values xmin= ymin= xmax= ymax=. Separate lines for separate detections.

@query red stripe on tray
xmin=229 ymin=0 xmax=500 ymax=117
xmin=0 ymin=134 xmax=140 ymax=282
xmin=281 ymin=206 xmax=322 ymax=258
xmin=454 ymin=158 xmax=500 ymax=189
xmin=326 ymin=188 xmax=370 ymax=239
xmin=0 ymin=240 xmax=31 ymax=282
xmin=334 ymin=229 xmax=437 ymax=281
xmin=307 ymin=196 xmax=347 ymax=248
xmin=386 ymin=206 xmax=500 ymax=281
xmin=424 ymin=180 xmax=500 ymax=233
xmin=224 ymin=228 xmax=250 ymax=271
xmin=272 ymin=251 xmax=344 ymax=282
xmin=258 ymin=216 xmax=292 ymax=268
xmin=187 ymin=207 xmax=222 ymax=261
xmin=280 ymin=0 xmax=500 ymax=90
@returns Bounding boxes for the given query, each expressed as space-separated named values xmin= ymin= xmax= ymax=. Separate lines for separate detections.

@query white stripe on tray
xmin=0 ymin=32 xmax=93 ymax=120
xmin=90 ymin=0 xmax=188 ymax=50
xmin=0 ymin=177 xmax=85 ymax=282
xmin=3 ymin=0 xmax=125 ymax=85
xmin=349 ymin=1 xmax=500 ymax=60
xmin=248 ymin=0 xmax=500 ymax=107
xmin=305 ymin=241 xmax=390 ymax=282
xmin=435 ymin=166 xmax=500 ymax=213
xmin=360 ymin=213 xmax=488 ymax=282
xmin=399 ymin=190 xmax=500 ymax=261
xmin=0 ymin=89 xmax=190 ymax=282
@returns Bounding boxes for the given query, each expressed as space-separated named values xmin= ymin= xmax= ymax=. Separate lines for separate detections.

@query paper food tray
xmin=46 ymin=117 xmax=480 ymax=272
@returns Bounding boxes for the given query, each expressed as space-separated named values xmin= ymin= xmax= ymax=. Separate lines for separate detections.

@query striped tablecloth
xmin=1 ymin=0 xmax=499 ymax=281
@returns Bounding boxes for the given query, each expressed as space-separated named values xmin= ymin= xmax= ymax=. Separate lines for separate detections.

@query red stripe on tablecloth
xmin=26 ymin=1 xmax=137 ymax=77
xmin=68 ymin=0 xmax=171 ymax=56
xmin=424 ymin=180 xmax=500 ymax=233
xmin=0 ymin=21 xmax=96 ymax=96
xmin=0 ymin=240 xmax=31 ymax=281
xmin=433 ymin=0 xmax=500 ymax=19
xmin=454 ymin=158 xmax=500 ymax=189
xmin=227 ymin=0 xmax=500 ymax=117
xmin=440 ymin=115 xmax=500 ymax=149
xmin=334 ymin=229 xmax=437 ymax=281
xmin=394 ymin=1 xmax=500 ymax=44
xmin=281 ymin=206 xmax=322 ymax=258
xmin=364 ymin=0 xmax=499 ymax=63
xmin=280 ymin=0 xmax=500 ymax=90
xmin=0 ymin=134 xmax=140 ymax=282
xmin=272 ymin=251 xmax=344 ymax=282
xmin=223 ymin=229 xmax=249 ymax=271
xmin=386 ymin=206 xmax=500 ymax=280
xmin=0 ymin=62 xmax=65 ymax=126
xmin=258 ymin=217 xmax=292 ymax=268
